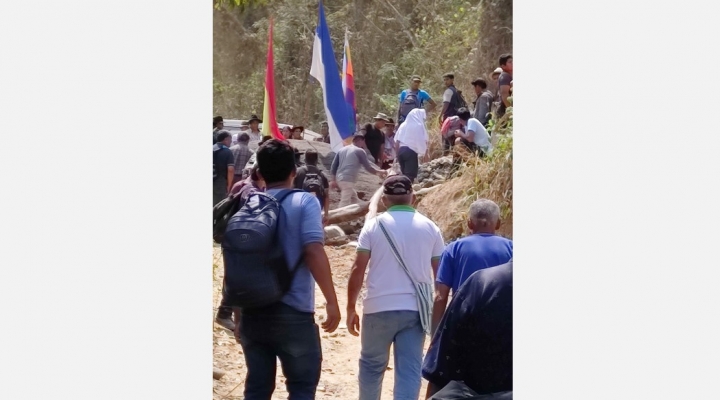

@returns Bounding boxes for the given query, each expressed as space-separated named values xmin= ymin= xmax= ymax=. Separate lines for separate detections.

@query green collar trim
xmin=387 ymin=205 xmax=416 ymax=212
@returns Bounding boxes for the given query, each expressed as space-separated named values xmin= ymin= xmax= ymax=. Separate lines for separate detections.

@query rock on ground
xmin=324 ymin=225 xmax=346 ymax=240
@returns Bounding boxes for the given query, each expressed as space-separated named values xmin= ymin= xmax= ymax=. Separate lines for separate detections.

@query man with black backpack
xmin=293 ymin=149 xmax=330 ymax=226
xmin=397 ymin=75 xmax=437 ymax=125
xmin=439 ymin=73 xmax=468 ymax=123
xmin=223 ymin=139 xmax=341 ymax=398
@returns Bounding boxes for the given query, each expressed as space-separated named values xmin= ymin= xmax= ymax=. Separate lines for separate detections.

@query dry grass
xmin=418 ymin=112 xmax=513 ymax=240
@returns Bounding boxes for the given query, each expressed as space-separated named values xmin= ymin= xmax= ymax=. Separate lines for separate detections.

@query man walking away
xmin=471 ymin=78 xmax=494 ymax=127
xmin=330 ymin=134 xmax=387 ymax=208
xmin=423 ymin=260 xmax=513 ymax=397
xmin=229 ymin=133 xmax=253 ymax=186
xmin=439 ymin=73 xmax=466 ymax=123
xmin=431 ymin=199 xmax=512 ymax=334
xmin=361 ymin=113 xmax=390 ymax=165
xmin=394 ymin=108 xmax=429 ymax=183
xmin=213 ymin=131 xmax=235 ymax=206
xmin=215 ymin=164 xmax=265 ymax=331
xmin=293 ymin=150 xmax=330 ymax=226
xmin=235 ymin=139 xmax=341 ymax=399
xmin=397 ymin=75 xmax=436 ymax=125
xmin=347 ymin=175 xmax=445 ymax=400
xmin=496 ymin=54 xmax=513 ymax=119
xmin=213 ymin=115 xmax=223 ymax=144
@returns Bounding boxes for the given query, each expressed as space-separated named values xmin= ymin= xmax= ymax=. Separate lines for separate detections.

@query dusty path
xmin=212 ymin=246 xmax=430 ymax=399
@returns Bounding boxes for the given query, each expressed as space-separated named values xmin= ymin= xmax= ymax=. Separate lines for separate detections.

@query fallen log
xmin=328 ymin=201 xmax=370 ymax=225
xmin=414 ymin=185 xmax=442 ymax=198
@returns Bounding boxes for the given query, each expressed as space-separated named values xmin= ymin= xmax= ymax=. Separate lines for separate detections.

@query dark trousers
xmin=398 ymin=146 xmax=419 ymax=183
xmin=213 ymin=178 xmax=228 ymax=206
xmin=239 ymin=302 xmax=322 ymax=399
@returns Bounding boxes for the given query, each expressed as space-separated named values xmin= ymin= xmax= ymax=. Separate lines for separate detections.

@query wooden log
xmin=327 ymin=201 xmax=371 ymax=224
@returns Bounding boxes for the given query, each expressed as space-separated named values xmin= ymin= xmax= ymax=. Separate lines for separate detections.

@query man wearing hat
xmin=360 ymin=113 xmax=390 ymax=166
xmin=329 ymin=134 xmax=387 ymax=207
xmin=489 ymin=67 xmax=503 ymax=113
xmin=290 ymin=125 xmax=305 ymax=140
xmin=246 ymin=114 xmax=262 ymax=144
xmin=346 ymin=175 xmax=445 ymax=400
xmin=397 ymin=75 xmax=436 ymax=125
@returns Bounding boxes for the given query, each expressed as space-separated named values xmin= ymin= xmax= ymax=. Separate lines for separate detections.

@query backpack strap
xmin=265 ymin=189 xmax=306 ymax=283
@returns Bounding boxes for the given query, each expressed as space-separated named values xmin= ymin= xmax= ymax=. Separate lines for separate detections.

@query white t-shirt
xmin=357 ymin=206 xmax=445 ymax=314
xmin=466 ymin=118 xmax=493 ymax=153
xmin=442 ymin=87 xmax=454 ymax=103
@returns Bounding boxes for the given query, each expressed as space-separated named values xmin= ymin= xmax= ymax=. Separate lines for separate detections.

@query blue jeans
xmin=239 ymin=302 xmax=322 ymax=400
xmin=359 ymin=310 xmax=426 ymax=400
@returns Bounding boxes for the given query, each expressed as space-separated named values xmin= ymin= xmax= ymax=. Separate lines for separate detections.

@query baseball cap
xmin=411 ymin=75 xmax=422 ymax=82
xmin=383 ymin=175 xmax=413 ymax=195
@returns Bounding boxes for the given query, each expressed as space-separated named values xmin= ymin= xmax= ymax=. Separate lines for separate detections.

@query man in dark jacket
xmin=423 ymin=260 xmax=513 ymax=397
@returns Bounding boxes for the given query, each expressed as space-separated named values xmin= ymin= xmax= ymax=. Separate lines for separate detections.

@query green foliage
xmin=213 ymin=0 xmax=512 ymax=131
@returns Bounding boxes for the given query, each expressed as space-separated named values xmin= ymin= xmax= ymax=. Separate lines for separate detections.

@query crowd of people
xmin=212 ymin=54 xmax=514 ymax=399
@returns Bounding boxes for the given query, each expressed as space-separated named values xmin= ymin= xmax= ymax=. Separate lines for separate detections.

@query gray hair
xmin=469 ymin=199 xmax=500 ymax=226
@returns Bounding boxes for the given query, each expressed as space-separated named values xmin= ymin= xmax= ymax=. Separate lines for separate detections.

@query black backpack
xmin=448 ymin=85 xmax=468 ymax=116
xmin=213 ymin=191 xmax=245 ymax=244
xmin=301 ymin=166 xmax=325 ymax=208
xmin=221 ymin=189 xmax=302 ymax=309
xmin=399 ymin=89 xmax=422 ymax=122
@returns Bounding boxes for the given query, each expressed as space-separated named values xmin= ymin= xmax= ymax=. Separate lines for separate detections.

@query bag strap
xmin=377 ymin=219 xmax=418 ymax=286
xmin=266 ymin=189 xmax=305 ymax=281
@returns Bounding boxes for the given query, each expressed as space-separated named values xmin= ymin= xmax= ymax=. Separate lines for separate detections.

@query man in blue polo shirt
xmin=397 ymin=75 xmax=437 ymax=125
xmin=431 ymin=198 xmax=512 ymax=334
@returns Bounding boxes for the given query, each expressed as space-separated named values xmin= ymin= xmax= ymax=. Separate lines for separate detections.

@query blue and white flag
xmin=310 ymin=0 xmax=354 ymax=152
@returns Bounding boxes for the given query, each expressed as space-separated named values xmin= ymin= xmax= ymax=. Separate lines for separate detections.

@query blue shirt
xmin=266 ymin=188 xmax=325 ymax=313
xmin=436 ymin=233 xmax=513 ymax=293
xmin=399 ymin=89 xmax=432 ymax=106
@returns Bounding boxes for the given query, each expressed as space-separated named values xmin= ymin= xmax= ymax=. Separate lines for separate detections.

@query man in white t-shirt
xmin=346 ymin=175 xmax=445 ymax=400
xmin=453 ymin=111 xmax=493 ymax=157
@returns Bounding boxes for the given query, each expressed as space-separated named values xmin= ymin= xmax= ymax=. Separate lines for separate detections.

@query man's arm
xmin=226 ymin=165 xmax=235 ymax=192
xmin=292 ymin=168 xmax=303 ymax=189
xmin=426 ymin=97 xmax=437 ymax=113
xmin=330 ymin=153 xmax=340 ymax=181
xmin=321 ymin=173 xmax=330 ymax=224
xmin=431 ymin=283 xmax=451 ymax=336
xmin=347 ymin=250 xmax=370 ymax=336
xmin=500 ymin=85 xmax=511 ymax=107
xmin=357 ymin=149 xmax=385 ymax=176
xmin=439 ymin=88 xmax=452 ymax=121
xmin=475 ymin=96 xmax=489 ymax=122
xmin=304 ymin=242 xmax=341 ymax=333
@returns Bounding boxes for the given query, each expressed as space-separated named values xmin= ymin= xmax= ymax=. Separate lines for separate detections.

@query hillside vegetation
xmin=213 ymin=0 xmax=512 ymax=130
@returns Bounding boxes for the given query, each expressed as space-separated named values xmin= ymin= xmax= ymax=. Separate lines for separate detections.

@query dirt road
xmin=212 ymin=246 xmax=430 ymax=399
